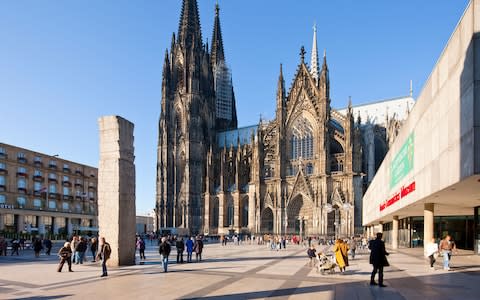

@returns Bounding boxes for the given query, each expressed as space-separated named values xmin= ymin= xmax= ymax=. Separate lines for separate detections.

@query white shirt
xmin=425 ymin=242 xmax=438 ymax=257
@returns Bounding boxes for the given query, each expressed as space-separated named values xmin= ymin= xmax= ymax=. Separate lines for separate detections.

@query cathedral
xmin=156 ymin=0 xmax=412 ymax=237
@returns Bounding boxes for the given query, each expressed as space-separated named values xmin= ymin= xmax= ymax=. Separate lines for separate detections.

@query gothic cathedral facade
xmin=157 ymin=0 xmax=403 ymax=237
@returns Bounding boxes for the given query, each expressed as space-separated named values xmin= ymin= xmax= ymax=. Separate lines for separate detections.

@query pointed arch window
xmin=289 ymin=116 xmax=314 ymax=160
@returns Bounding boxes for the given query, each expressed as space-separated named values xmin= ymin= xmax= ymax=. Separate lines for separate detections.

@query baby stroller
xmin=316 ymin=253 xmax=336 ymax=274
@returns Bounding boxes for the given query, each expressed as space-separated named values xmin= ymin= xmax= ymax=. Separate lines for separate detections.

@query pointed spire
xmin=211 ymin=1 xmax=225 ymax=66
xmin=322 ymin=48 xmax=328 ymax=70
xmin=300 ymin=46 xmax=306 ymax=63
xmin=162 ymin=49 xmax=170 ymax=80
xmin=310 ymin=22 xmax=319 ymax=80
xmin=177 ymin=0 xmax=202 ymax=50
xmin=277 ymin=64 xmax=286 ymax=104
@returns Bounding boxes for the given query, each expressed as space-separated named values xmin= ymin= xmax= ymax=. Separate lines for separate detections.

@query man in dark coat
xmin=159 ymin=237 xmax=171 ymax=272
xmin=369 ymin=232 xmax=389 ymax=287
xmin=176 ymin=238 xmax=185 ymax=263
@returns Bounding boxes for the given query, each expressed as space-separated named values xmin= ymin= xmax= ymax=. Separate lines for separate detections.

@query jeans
xmin=442 ymin=250 xmax=451 ymax=269
xmin=429 ymin=254 xmax=436 ymax=267
xmin=102 ymin=259 xmax=108 ymax=275
xmin=177 ymin=251 xmax=183 ymax=263
xmin=187 ymin=251 xmax=192 ymax=262
xmin=161 ymin=255 xmax=169 ymax=272
xmin=75 ymin=251 xmax=85 ymax=264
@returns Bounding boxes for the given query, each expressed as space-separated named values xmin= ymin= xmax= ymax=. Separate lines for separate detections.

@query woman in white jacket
xmin=425 ymin=238 xmax=439 ymax=270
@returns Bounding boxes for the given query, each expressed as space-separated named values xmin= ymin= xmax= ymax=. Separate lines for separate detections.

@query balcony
xmin=48 ymin=177 xmax=58 ymax=183
xmin=16 ymin=171 xmax=28 ymax=178
xmin=0 ymin=167 xmax=7 ymax=175
xmin=0 ymin=184 xmax=5 ymax=191
xmin=0 ymin=153 xmax=7 ymax=159
xmin=74 ymin=182 xmax=83 ymax=188
xmin=62 ymin=180 xmax=72 ymax=187
xmin=34 ymin=161 xmax=43 ymax=168
xmin=63 ymin=195 xmax=74 ymax=201
xmin=48 ymin=193 xmax=60 ymax=200
xmin=48 ymin=164 xmax=57 ymax=170
xmin=75 ymin=195 xmax=83 ymax=201
xmin=89 ymin=197 xmax=95 ymax=201
xmin=17 ymin=157 xmax=27 ymax=164
xmin=75 ymin=170 xmax=83 ymax=176
xmin=88 ymin=185 xmax=96 ymax=191
xmin=17 ymin=187 xmax=27 ymax=194
xmin=33 ymin=190 xmax=43 ymax=196
xmin=63 ymin=167 xmax=71 ymax=173
xmin=33 ymin=175 xmax=44 ymax=181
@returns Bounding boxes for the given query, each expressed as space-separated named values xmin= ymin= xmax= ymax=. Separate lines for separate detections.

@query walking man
xmin=159 ymin=237 xmax=171 ymax=272
xmin=96 ymin=237 xmax=111 ymax=277
xmin=369 ymin=232 xmax=389 ymax=287
xmin=176 ymin=237 xmax=185 ymax=263
xmin=439 ymin=235 xmax=457 ymax=270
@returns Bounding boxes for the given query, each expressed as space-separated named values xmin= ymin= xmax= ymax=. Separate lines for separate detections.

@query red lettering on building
xmin=379 ymin=181 xmax=416 ymax=211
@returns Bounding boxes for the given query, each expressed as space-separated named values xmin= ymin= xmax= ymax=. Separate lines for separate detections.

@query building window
xmin=306 ymin=163 xmax=314 ymax=175
xmin=17 ymin=166 xmax=27 ymax=174
xmin=34 ymin=181 xmax=42 ymax=191
xmin=17 ymin=152 xmax=27 ymax=163
xmin=63 ymin=186 xmax=70 ymax=196
xmin=34 ymin=156 xmax=42 ymax=162
xmin=49 ymin=160 xmax=57 ymax=168
xmin=0 ymin=175 xmax=5 ymax=186
xmin=289 ymin=116 xmax=314 ymax=160
xmin=62 ymin=202 xmax=69 ymax=211
xmin=48 ymin=200 xmax=56 ymax=209
xmin=0 ymin=194 xmax=5 ymax=204
xmin=49 ymin=184 xmax=57 ymax=193
xmin=33 ymin=198 xmax=42 ymax=208
xmin=63 ymin=175 xmax=69 ymax=182
xmin=75 ymin=203 xmax=81 ymax=213
xmin=0 ymin=162 xmax=5 ymax=170
xmin=17 ymin=196 xmax=26 ymax=207
xmin=17 ymin=178 xmax=26 ymax=189
xmin=48 ymin=173 xmax=57 ymax=180
xmin=34 ymin=170 xmax=42 ymax=176
xmin=0 ymin=147 xmax=6 ymax=157
xmin=88 ymin=191 xmax=94 ymax=199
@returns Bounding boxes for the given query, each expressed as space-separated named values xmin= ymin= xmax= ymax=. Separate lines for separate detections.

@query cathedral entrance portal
xmin=260 ymin=208 xmax=274 ymax=233
xmin=286 ymin=194 xmax=313 ymax=236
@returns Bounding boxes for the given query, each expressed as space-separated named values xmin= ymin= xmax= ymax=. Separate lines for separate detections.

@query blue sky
xmin=0 ymin=0 xmax=469 ymax=214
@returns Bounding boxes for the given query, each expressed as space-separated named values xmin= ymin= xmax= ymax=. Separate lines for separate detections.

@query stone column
xmin=98 ymin=116 xmax=136 ymax=266
xmin=248 ymin=188 xmax=255 ymax=232
xmin=38 ymin=216 xmax=45 ymax=235
xmin=218 ymin=193 xmax=224 ymax=233
xmin=16 ymin=214 xmax=25 ymax=233
xmin=392 ymin=216 xmax=399 ymax=249
xmin=203 ymin=193 xmax=210 ymax=234
xmin=424 ymin=203 xmax=434 ymax=247
xmin=0 ymin=213 xmax=4 ymax=231
xmin=67 ymin=218 xmax=73 ymax=236
xmin=377 ymin=222 xmax=383 ymax=233
xmin=233 ymin=191 xmax=240 ymax=231
xmin=52 ymin=217 xmax=59 ymax=235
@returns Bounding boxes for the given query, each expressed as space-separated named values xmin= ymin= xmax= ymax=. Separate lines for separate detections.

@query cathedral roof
xmin=217 ymin=125 xmax=258 ymax=148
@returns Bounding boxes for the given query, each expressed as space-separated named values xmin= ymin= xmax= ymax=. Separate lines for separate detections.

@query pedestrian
xmin=136 ymin=236 xmax=146 ymax=260
xmin=0 ymin=237 xmax=7 ymax=256
xmin=43 ymin=238 xmax=52 ymax=256
xmin=369 ymin=232 xmax=389 ymax=287
xmin=75 ymin=237 xmax=87 ymax=264
xmin=349 ymin=237 xmax=357 ymax=259
xmin=71 ymin=236 xmax=79 ymax=263
xmin=57 ymin=242 xmax=73 ymax=272
xmin=90 ymin=237 xmax=98 ymax=262
xmin=307 ymin=245 xmax=317 ymax=267
xmin=333 ymin=239 xmax=347 ymax=273
xmin=425 ymin=238 xmax=439 ymax=270
xmin=186 ymin=237 xmax=194 ymax=263
xmin=439 ymin=235 xmax=457 ymax=271
xmin=282 ymin=236 xmax=287 ymax=250
xmin=11 ymin=239 xmax=20 ymax=256
xmin=96 ymin=237 xmax=111 ymax=277
xmin=158 ymin=237 xmax=171 ymax=272
xmin=194 ymin=236 xmax=204 ymax=262
xmin=176 ymin=237 xmax=185 ymax=263
xmin=340 ymin=239 xmax=349 ymax=267
xmin=33 ymin=237 xmax=43 ymax=258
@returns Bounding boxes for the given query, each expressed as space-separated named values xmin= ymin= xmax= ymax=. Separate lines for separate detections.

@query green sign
xmin=390 ymin=133 xmax=414 ymax=188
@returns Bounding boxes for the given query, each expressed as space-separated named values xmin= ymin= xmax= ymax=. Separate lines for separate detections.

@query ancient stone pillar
xmin=424 ymin=203 xmax=434 ymax=248
xmin=392 ymin=216 xmax=399 ymax=249
xmin=98 ymin=116 xmax=136 ymax=266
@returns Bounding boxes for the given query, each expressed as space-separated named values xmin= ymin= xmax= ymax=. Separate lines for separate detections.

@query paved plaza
xmin=0 ymin=242 xmax=479 ymax=299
